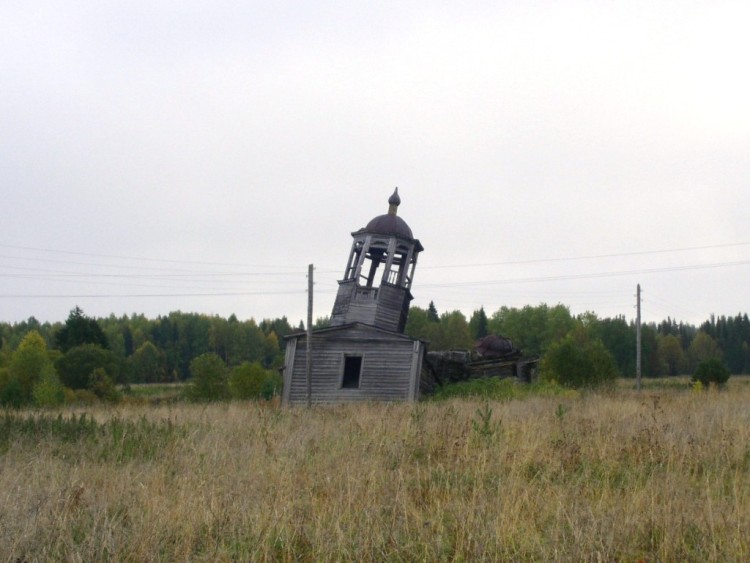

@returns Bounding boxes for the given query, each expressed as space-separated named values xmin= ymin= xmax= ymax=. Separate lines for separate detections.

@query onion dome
xmin=363 ymin=188 xmax=414 ymax=239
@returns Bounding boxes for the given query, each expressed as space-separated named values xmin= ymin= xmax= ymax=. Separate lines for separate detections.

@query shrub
xmin=0 ymin=368 xmax=24 ymax=408
xmin=32 ymin=364 xmax=66 ymax=407
xmin=692 ymin=358 xmax=730 ymax=388
xmin=228 ymin=362 xmax=282 ymax=400
xmin=72 ymin=388 xmax=99 ymax=405
xmin=541 ymin=330 xmax=618 ymax=389
xmin=89 ymin=367 xmax=121 ymax=403
xmin=8 ymin=330 xmax=52 ymax=405
xmin=187 ymin=353 xmax=229 ymax=402
xmin=55 ymin=344 xmax=122 ymax=390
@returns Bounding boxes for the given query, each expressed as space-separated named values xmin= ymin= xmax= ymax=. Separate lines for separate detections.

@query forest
xmin=405 ymin=302 xmax=750 ymax=378
xmin=1 ymin=302 xmax=749 ymax=407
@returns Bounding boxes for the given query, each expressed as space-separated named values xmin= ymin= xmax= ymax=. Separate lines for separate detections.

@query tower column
xmin=381 ymin=238 xmax=398 ymax=285
xmin=352 ymin=235 xmax=371 ymax=283
xmin=406 ymin=252 xmax=418 ymax=289
xmin=398 ymin=246 xmax=415 ymax=287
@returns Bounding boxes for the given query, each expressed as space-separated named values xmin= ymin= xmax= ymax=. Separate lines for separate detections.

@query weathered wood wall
xmin=373 ymin=283 xmax=410 ymax=333
xmin=329 ymin=280 xmax=358 ymax=326
xmin=283 ymin=326 xmax=424 ymax=405
xmin=329 ymin=280 xmax=410 ymax=333
xmin=424 ymin=350 xmax=539 ymax=386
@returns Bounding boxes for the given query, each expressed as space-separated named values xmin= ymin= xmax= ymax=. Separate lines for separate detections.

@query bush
xmin=8 ymin=330 xmax=52 ymax=405
xmin=71 ymin=388 xmax=99 ymax=405
xmin=187 ymin=353 xmax=228 ymax=402
xmin=55 ymin=344 xmax=122 ymax=390
xmin=541 ymin=330 xmax=618 ymax=389
xmin=32 ymin=364 xmax=66 ymax=407
xmin=0 ymin=368 xmax=24 ymax=408
xmin=692 ymin=358 xmax=730 ymax=388
xmin=228 ymin=362 xmax=281 ymax=400
xmin=89 ymin=367 xmax=121 ymax=403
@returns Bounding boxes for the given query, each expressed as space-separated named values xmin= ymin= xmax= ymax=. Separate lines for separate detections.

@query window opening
xmin=384 ymin=250 xmax=407 ymax=285
xmin=345 ymin=240 xmax=364 ymax=280
xmin=363 ymin=246 xmax=387 ymax=287
xmin=342 ymin=356 xmax=363 ymax=389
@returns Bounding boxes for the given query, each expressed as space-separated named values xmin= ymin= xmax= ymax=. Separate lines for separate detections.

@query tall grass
xmin=2 ymin=382 xmax=749 ymax=560
xmin=429 ymin=377 xmax=577 ymax=401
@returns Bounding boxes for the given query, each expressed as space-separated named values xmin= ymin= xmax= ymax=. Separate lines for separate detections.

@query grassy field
xmin=123 ymin=382 xmax=187 ymax=403
xmin=2 ymin=379 xmax=749 ymax=561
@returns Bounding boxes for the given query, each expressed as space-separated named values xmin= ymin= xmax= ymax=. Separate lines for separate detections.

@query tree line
xmin=1 ymin=301 xmax=747 ymax=406
xmin=0 ymin=307 xmax=295 ymax=407
xmin=405 ymin=301 xmax=749 ymax=378
xmin=1 ymin=309 xmax=296 ymax=381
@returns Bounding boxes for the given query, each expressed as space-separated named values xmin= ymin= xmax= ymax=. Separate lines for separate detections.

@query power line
xmin=419 ymin=259 xmax=750 ymax=288
xmin=0 ymin=255 xmax=307 ymax=277
xmin=0 ymin=273 xmax=298 ymax=293
xmin=2 ymin=242 xmax=749 ymax=315
xmin=2 ymin=258 xmax=748 ymax=299
xmin=419 ymin=241 xmax=750 ymax=269
xmin=0 ymin=290 xmax=307 ymax=299
xmin=646 ymin=294 xmax=703 ymax=319
xmin=0 ymin=243 xmax=304 ymax=270
xmin=4 ymin=240 xmax=750 ymax=275
xmin=0 ymin=264 xmax=307 ymax=280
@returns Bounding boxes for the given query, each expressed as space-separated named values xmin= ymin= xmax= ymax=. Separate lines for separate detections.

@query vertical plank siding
xmin=373 ymin=284 xmax=410 ymax=333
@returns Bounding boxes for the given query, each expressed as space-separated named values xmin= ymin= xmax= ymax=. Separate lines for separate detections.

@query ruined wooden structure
xmin=282 ymin=189 xmax=427 ymax=405
xmin=424 ymin=348 xmax=538 ymax=389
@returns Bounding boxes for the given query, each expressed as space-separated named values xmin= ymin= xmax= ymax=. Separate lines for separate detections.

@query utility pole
xmin=636 ymin=283 xmax=642 ymax=392
xmin=306 ymin=264 xmax=314 ymax=408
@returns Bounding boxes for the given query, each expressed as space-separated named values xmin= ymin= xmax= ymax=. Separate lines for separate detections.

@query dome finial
xmin=388 ymin=187 xmax=400 ymax=215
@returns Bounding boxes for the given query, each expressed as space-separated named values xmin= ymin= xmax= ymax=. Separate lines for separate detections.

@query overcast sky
xmin=2 ymin=1 xmax=749 ymax=327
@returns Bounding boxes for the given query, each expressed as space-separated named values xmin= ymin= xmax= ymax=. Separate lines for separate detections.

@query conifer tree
xmin=427 ymin=301 xmax=440 ymax=323
xmin=56 ymin=306 xmax=108 ymax=352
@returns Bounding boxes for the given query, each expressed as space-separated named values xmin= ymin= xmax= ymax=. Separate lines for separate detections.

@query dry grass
xmin=2 ymin=382 xmax=749 ymax=561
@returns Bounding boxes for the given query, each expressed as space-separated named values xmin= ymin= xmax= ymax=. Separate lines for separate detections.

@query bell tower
xmin=329 ymin=188 xmax=424 ymax=333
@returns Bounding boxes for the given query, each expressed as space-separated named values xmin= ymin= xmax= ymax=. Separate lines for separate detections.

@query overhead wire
xmin=0 ymin=290 xmax=308 ymax=299
xmin=0 ymin=255 xmax=313 ymax=277
xmin=419 ymin=259 xmax=750 ymax=289
xmin=1 ymin=241 xmax=749 ymax=304
xmin=418 ymin=241 xmax=750 ymax=269
xmin=4 ymin=239 xmax=750 ymax=271
xmin=0 ymin=243 xmax=306 ymax=271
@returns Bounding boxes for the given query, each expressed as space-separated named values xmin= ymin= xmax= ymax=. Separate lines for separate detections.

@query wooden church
xmin=282 ymin=189 xmax=427 ymax=405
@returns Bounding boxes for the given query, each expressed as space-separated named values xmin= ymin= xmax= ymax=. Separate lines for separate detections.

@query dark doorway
xmin=342 ymin=356 xmax=363 ymax=388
